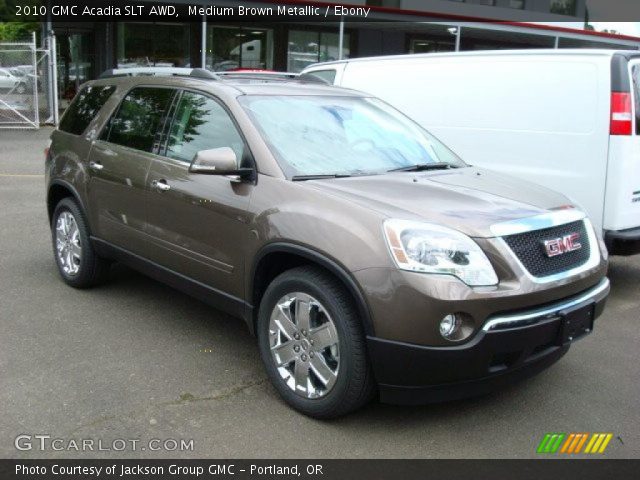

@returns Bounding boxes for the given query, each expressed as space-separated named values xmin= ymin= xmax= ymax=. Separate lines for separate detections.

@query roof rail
xmin=98 ymin=67 xmax=219 ymax=80
xmin=214 ymin=70 xmax=329 ymax=85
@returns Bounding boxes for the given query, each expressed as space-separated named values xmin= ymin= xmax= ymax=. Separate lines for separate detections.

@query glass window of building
xmin=206 ymin=26 xmax=274 ymax=72
xmin=410 ymin=38 xmax=456 ymax=53
xmin=57 ymin=31 xmax=95 ymax=102
xmin=287 ymin=31 xmax=350 ymax=73
xmin=550 ymin=0 xmax=576 ymax=15
xmin=117 ymin=23 xmax=191 ymax=68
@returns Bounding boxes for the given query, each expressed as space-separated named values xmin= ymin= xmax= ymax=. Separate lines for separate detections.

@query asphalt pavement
xmin=0 ymin=128 xmax=638 ymax=459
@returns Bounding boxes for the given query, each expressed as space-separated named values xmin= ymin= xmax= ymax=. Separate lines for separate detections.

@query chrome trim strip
xmin=490 ymin=209 xmax=586 ymax=237
xmin=498 ymin=218 xmax=601 ymax=284
xmin=482 ymin=277 xmax=610 ymax=332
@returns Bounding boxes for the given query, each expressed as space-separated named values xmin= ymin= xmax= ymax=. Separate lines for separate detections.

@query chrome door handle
xmin=89 ymin=161 xmax=103 ymax=171
xmin=152 ymin=179 xmax=171 ymax=192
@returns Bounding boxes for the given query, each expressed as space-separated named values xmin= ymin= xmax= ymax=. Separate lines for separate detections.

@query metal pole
xmin=338 ymin=18 xmax=345 ymax=60
xmin=455 ymin=26 xmax=462 ymax=52
xmin=45 ymin=14 xmax=55 ymax=124
xmin=201 ymin=16 xmax=207 ymax=68
xmin=32 ymin=31 xmax=39 ymax=128
xmin=51 ymin=34 xmax=59 ymax=125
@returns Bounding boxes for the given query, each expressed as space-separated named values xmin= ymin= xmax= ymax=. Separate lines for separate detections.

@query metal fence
xmin=0 ymin=32 xmax=58 ymax=129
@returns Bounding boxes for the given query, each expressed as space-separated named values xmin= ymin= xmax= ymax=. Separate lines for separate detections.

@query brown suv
xmin=46 ymin=68 xmax=610 ymax=418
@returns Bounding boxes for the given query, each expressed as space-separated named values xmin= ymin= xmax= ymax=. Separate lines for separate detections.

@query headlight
xmin=383 ymin=219 xmax=498 ymax=286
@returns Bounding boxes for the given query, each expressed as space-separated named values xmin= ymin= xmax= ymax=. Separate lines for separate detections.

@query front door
xmin=145 ymin=90 xmax=254 ymax=300
xmin=87 ymin=86 xmax=176 ymax=255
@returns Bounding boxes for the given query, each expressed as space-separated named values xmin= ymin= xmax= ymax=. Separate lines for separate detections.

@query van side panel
xmin=339 ymin=54 xmax=612 ymax=231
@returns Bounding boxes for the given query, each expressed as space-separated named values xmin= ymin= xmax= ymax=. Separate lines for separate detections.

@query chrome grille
xmin=503 ymin=220 xmax=591 ymax=278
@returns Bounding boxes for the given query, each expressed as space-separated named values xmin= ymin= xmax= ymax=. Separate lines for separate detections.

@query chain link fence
xmin=0 ymin=33 xmax=58 ymax=129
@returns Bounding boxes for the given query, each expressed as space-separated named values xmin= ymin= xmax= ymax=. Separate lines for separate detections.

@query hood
xmin=304 ymin=167 xmax=574 ymax=238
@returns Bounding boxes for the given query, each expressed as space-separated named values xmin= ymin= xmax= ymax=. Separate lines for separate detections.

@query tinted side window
xmin=306 ymin=69 xmax=336 ymax=84
xmin=103 ymin=87 xmax=175 ymax=153
xmin=59 ymin=85 xmax=116 ymax=135
xmin=165 ymin=92 xmax=245 ymax=163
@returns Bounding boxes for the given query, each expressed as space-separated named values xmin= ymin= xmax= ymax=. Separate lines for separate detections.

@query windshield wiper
xmin=388 ymin=162 xmax=456 ymax=173
xmin=291 ymin=173 xmax=352 ymax=181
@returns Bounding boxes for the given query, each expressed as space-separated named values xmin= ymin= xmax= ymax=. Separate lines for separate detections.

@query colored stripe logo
xmin=537 ymin=433 xmax=613 ymax=454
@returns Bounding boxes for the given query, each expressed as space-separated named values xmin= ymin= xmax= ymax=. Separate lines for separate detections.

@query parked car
xmin=0 ymin=67 xmax=26 ymax=94
xmin=302 ymin=49 xmax=640 ymax=255
xmin=46 ymin=67 xmax=609 ymax=417
xmin=9 ymin=66 xmax=40 ymax=92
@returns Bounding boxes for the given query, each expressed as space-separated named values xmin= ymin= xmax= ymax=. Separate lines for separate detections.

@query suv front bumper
xmin=367 ymin=278 xmax=610 ymax=405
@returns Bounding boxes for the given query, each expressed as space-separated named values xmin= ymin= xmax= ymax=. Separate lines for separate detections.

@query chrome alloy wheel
xmin=269 ymin=292 xmax=340 ymax=399
xmin=55 ymin=211 xmax=82 ymax=276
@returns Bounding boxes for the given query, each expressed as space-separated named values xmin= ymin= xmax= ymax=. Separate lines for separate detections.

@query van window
xmin=306 ymin=69 xmax=337 ymax=84
xmin=632 ymin=65 xmax=640 ymax=135
xmin=59 ymin=85 xmax=115 ymax=136
xmin=102 ymin=87 xmax=175 ymax=153
xmin=164 ymin=91 xmax=245 ymax=163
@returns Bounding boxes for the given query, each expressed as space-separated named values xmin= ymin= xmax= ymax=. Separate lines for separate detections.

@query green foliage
xmin=0 ymin=22 xmax=39 ymax=41
xmin=0 ymin=0 xmax=40 ymax=41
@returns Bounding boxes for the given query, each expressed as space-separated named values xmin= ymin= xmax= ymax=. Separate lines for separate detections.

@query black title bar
xmin=3 ymin=0 xmax=640 ymax=23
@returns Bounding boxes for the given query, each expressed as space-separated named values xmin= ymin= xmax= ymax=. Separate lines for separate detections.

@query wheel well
xmin=252 ymin=252 xmax=309 ymax=312
xmin=251 ymin=249 xmax=373 ymax=336
xmin=47 ymin=184 xmax=74 ymax=223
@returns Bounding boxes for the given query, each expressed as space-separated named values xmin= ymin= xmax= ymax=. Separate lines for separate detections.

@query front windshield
xmin=238 ymin=95 xmax=465 ymax=177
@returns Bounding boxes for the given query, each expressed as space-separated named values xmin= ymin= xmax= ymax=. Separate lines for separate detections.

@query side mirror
xmin=189 ymin=147 xmax=253 ymax=180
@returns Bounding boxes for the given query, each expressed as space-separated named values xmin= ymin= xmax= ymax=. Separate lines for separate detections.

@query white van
xmin=301 ymin=50 xmax=640 ymax=255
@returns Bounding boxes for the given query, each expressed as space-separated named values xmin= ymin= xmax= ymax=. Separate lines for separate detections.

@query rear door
xmin=603 ymin=56 xmax=640 ymax=232
xmin=87 ymin=86 xmax=176 ymax=255
xmin=144 ymin=89 xmax=254 ymax=300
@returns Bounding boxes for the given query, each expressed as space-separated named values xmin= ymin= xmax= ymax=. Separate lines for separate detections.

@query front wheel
xmin=51 ymin=197 xmax=110 ymax=288
xmin=257 ymin=266 xmax=375 ymax=418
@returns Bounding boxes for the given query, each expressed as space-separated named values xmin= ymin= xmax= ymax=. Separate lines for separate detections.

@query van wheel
xmin=257 ymin=266 xmax=375 ymax=418
xmin=51 ymin=198 xmax=110 ymax=288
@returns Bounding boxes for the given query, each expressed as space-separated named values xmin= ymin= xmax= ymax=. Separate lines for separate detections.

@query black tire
xmin=51 ymin=197 xmax=110 ymax=288
xmin=257 ymin=266 xmax=376 ymax=418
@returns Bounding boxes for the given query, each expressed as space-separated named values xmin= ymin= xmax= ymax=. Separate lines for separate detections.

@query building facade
xmin=48 ymin=0 xmax=639 ymax=102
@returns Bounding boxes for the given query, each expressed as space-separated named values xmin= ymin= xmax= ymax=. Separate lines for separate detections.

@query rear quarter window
xmin=59 ymin=85 xmax=116 ymax=135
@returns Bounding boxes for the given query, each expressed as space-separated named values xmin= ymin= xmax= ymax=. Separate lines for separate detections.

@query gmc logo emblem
xmin=543 ymin=233 xmax=582 ymax=257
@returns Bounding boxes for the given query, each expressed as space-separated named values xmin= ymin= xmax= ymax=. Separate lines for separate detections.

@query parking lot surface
xmin=1 ymin=128 xmax=639 ymax=459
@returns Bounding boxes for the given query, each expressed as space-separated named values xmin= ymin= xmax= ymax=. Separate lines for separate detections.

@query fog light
xmin=439 ymin=313 xmax=474 ymax=342
xmin=440 ymin=314 xmax=459 ymax=338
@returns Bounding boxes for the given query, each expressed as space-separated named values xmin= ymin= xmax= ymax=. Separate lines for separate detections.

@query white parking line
xmin=0 ymin=174 xmax=44 ymax=177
